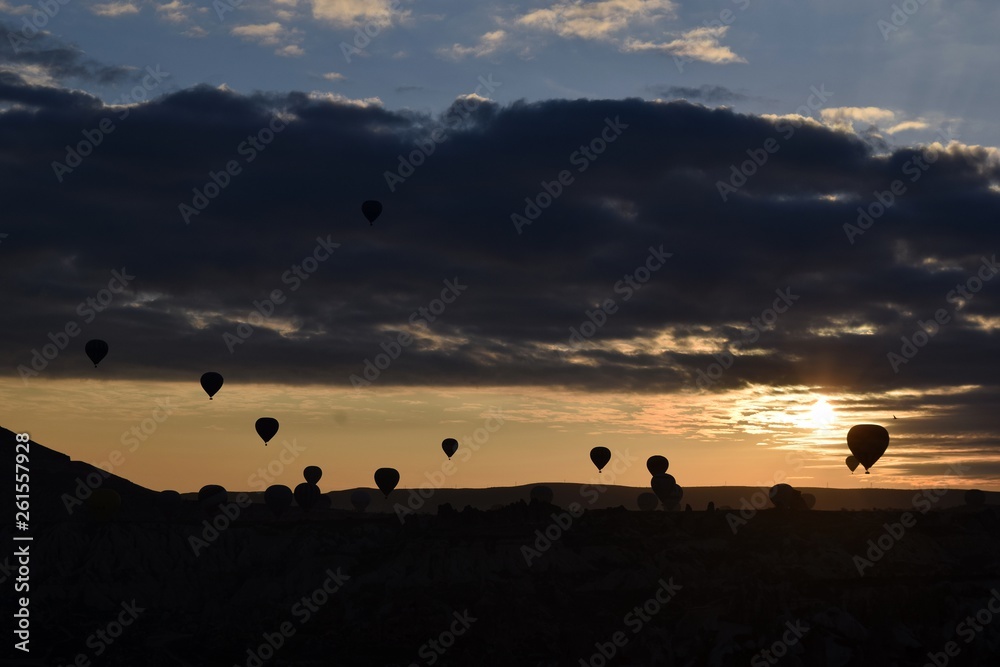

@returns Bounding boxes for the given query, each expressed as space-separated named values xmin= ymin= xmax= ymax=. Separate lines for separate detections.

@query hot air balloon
xmin=530 ymin=485 xmax=554 ymax=504
xmin=846 ymin=455 xmax=860 ymax=474
xmin=847 ymin=424 xmax=889 ymax=474
xmin=198 ymin=485 xmax=227 ymax=513
xmin=362 ymin=200 xmax=382 ymax=225
xmin=646 ymin=455 xmax=669 ymax=476
xmin=637 ymin=492 xmax=659 ymax=511
xmin=294 ymin=483 xmax=321 ymax=510
xmin=159 ymin=490 xmax=183 ymax=516
xmin=351 ymin=489 xmax=372 ymax=512
xmin=255 ymin=417 xmax=279 ymax=445
xmin=374 ymin=468 xmax=400 ymax=498
xmin=303 ymin=466 xmax=322 ymax=485
xmin=801 ymin=493 xmax=817 ymax=510
xmin=85 ymin=339 xmax=108 ymax=367
xmin=965 ymin=489 xmax=986 ymax=507
xmin=200 ymin=372 xmax=224 ymax=399
xmin=651 ymin=474 xmax=679 ymax=508
xmin=442 ymin=438 xmax=458 ymax=459
xmin=590 ymin=446 xmax=612 ymax=473
xmin=264 ymin=485 xmax=293 ymax=517
xmin=769 ymin=483 xmax=798 ymax=510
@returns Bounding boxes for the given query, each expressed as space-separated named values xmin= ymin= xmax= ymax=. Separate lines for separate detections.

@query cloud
xmin=439 ymin=30 xmax=507 ymax=61
xmin=231 ymin=22 xmax=304 ymax=56
xmin=515 ymin=0 xmax=676 ymax=41
xmin=622 ymin=26 xmax=746 ymax=64
xmin=310 ymin=0 xmax=407 ymax=29
xmin=89 ymin=2 xmax=140 ymax=17
xmin=821 ymin=106 xmax=897 ymax=130
xmin=321 ymin=72 xmax=345 ymax=81
xmin=650 ymin=84 xmax=750 ymax=105
xmin=887 ymin=120 xmax=931 ymax=134
xmin=155 ymin=0 xmax=195 ymax=24
xmin=0 ymin=24 xmax=135 ymax=84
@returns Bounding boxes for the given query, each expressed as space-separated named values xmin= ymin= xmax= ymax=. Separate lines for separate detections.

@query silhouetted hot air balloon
xmin=264 ymin=485 xmax=293 ymax=517
xmin=847 ymin=424 xmax=889 ymax=474
xmin=85 ymin=339 xmax=108 ymax=367
xmin=590 ymin=446 xmax=612 ymax=473
xmin=200 ymin=372 xmax=224 ymax=399
xmin=769 ymin=483 xmax=797 ymax=510
xmin=637 ymin=492 xmax=659 ymax=511
xmin=374 ymin=468 xmax=399 ymax=498
xmin=801 ymin=493 xmax=817 ymax=510
xmin=442 ymin=438 xmax=458 ymax=459
xmin=530 ymin=485 xmax=554 ymax=504
xmin=198 ymin=485 xmax=227 ymax=513
xmin=646 ymin=455 xmax=669 ymax=476
xmin=351 ymin=489 xmax=372 ymax=512
xmin=255 ymin=418 xmax=279 ymax=445
xmin=965 ymin=489 xmax=986 ymax=507
xmin=846 ymin=455 xmax=860 ymax=473
xmin=303 ymin=466 xmax=322 ymax=485
xmin=362 ymin=200 xmax=382 ymax=225
xmin=294 ymin=483 xmax=321 ymax=510
xmin=651 ymin=474 xmax=679 ymax=507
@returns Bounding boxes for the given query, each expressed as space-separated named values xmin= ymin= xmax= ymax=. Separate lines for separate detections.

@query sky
xmin=2 ymin=0 xmax=1000 ymax=494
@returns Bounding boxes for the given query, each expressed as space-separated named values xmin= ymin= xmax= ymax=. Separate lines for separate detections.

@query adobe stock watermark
xmin=750 ymin=620 xmax=810 ymax=666
xmin=16 ymin=267 xmax=135 ymax=383
xmin=726 ymin=451 xmax=806 ymax=534
xmin=694 ymin=287 xmax=800 ymax=389
xmin=383 ymin=75 xmax=501 ymax=192
xmin=406 ymin=610 xmax=477 ymax=666
xmin=188 ymin=492 xmax=253 ymax=556
xmin=888 ymin=255 xmax=998 ymax=373
xmin=563 ymin=245 xmax=672 ymax=354
xmin=521 ymin=449 xmax=638 ymax=567
xmin=179 ymin=114 xmax=287 ymax=224
xmin=6 ymin=0 xmax=74 ymax=53
xmin=578 ymin=578 xmax=681 ymax=667
xmin=61 ymin=398 xmax=175 ymax=515
xmin=236 ymin=567 xmax=350 ymax=667
xmin=877 ymin=0 xmax=931 ymax=40
xmin=716 ymin=84 xmax=833 ymax=201
xmin=222 ymin=236 xmax=340 ymax=352
xmin=338 ymin=0 xmax=406 ymax=62
xmin=511 ymin=116 xmax=628 ymax=235
xmin=55 ymin=600 xmax=146 ymax=666
xmin=247 ymin=438 xmax=308 ymax=491
xmin=52 ymin=65 xmax=170 ymax=183
xmin=924 ymin=588 xmax=1000 ymax=667
xmin=349 ymin=277 xmax=467 ymax=387
xmin=843 ymin=128 xmax=956 ymax=245
xmin=393 ymin=408 xmax=505 ymax=522
xmin=853 ymin=462 xmax=968 ymax=576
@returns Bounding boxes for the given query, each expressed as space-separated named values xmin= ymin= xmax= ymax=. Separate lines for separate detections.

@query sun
xmin=802 ymin=397 xmax=836 ymax=430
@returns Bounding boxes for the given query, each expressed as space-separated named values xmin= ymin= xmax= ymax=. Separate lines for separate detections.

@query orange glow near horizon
xmin=2 ymin=378 xmax=997 ymax=493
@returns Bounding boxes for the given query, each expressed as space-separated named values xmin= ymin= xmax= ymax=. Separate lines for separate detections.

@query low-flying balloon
xmin=374 ymin=468 xmax=400 ymax=498
xmin=362 ymin=200 xmax=382 ymax=225
xmin=646 ymin=455 xmax=669 ymax=476
xmin=351 ymin=489 xmax=372 ymax=512
xmin=442 ymin=438 xmax=458 ymax=460
xmin=198 ymin=485 xmax=227 ymax=513
xmin=769 ymin=483 xmax=798 ymax=509
xmin=255 ymin=417 xmax=279 ymax=445
xmin=264 ymin=485 xmax=293 ymax=517
xmin=200 ymin=372 xmax=224 ymax=399
xmin=847 ymin=424 xmax=889 ymax=474
xmin=530 ymin=485 xmax=554 ymax=504
xmin=590 ymin=446 xmax=612 ymax=473
xmin=846 ymin=455 xmax=860 ymax=473
xmin=303 ymin=466 xmax=322 ymax=485
xmin=637 ymin=492 xmax=659 ymax=511
xmin=85 ymin=339 xmax=108 ymax=367
xmin=651 ymin=474 xmax=679 ymax=508
xmin=801 ymin=493 xmax=817 ymax=510
xmin=294 ymin=483 xmax=321 ymax=510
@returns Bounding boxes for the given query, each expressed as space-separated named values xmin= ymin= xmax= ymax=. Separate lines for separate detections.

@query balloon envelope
xmin=530 ymin=485 xmax=554 ymax=504
xmin=294 ymin=483 xmax=321 ymax=510
xmin=85 ymin=339 xmax=108 ymax=367
xmin=351 ymin=489 xmax=372 ymax=512
xmin=769 ymin=483 xmax=797 ymax=509
xmin=590 ymin=446 xmax=612 ymax=472
xmin=374 ymin=468 xmax=400 ymax=498
xmin=303 ymin=466 xmax=322 ymax=485
xmin=362 ymin=200 xmax=382 ymax=225
xmin=200 ymin=372 xmax=224 ymax=399
xmin=847 ymin=424 xmax=889 ymax=473
xmin=651 ymin=474 xmax=679 ymax=506
xmin=646 ymin=455 xmax=669 ymax=476
xmin=264 ymin=485 xmax=293 ymax=516
xmin=637 ymin=492 xmax=659 ymax=511
xmin=198 ymin=485 xmax=227 ymax=513
xmin=801 ymin=493 xmax=817 ymax=509
xmin=255 ymin=417 xmax=279 ymax=445
xmin=442 ymin=438 xmax=458 ymax=459
xmin=846 ymin=455 xmax=860 ymax=473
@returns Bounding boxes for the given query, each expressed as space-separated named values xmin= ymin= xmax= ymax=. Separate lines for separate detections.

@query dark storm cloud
xmin=648 ymin=84 xmax=752 ymax=105
xmin=1 ymin=76 xmax=1000 ymax=422
xmin=0 ymin=23 xmax=133 ymax=85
